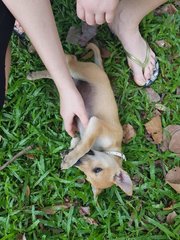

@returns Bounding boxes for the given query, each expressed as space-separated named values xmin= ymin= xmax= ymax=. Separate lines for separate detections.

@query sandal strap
xmin=125 ymin=41 xmax=150 ymax=70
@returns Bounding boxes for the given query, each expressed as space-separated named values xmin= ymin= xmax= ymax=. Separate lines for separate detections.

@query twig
xmin=0 ymin=145 xmax=34 ymax=171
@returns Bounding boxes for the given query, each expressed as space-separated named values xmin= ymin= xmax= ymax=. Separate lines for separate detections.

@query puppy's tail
xmin=86 ymin=43 xmax=104 ymax=70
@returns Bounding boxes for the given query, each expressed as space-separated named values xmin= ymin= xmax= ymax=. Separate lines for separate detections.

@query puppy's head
xmin=75 ymin=150 xmax=133 ymax=198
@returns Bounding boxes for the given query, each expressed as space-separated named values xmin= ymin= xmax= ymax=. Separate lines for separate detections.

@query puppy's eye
xmin=93 ymin=167 xmax=103 ymax=174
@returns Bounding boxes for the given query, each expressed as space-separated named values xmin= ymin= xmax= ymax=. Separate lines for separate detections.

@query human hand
xmin=60 ymin=86 xmax=88 ymax=137
xmin=76 ymin=0 xmax=119 ymax=25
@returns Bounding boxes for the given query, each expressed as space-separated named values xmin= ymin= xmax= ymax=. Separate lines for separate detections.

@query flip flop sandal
xmin=125 ymin=41 xmax=159 ymax=87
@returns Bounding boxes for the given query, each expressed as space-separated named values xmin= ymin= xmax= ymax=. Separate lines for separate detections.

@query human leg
xmin=109 ymin=0 xmax=167 ymax=86
xmin=0 ymin=1 xmax=15 ymax=107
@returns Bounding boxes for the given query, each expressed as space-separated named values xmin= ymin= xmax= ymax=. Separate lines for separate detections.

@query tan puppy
xmin=27 ymin=43 xmax=133 ymax=197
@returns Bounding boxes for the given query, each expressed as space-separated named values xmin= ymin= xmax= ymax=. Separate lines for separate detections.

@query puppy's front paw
xmin=61 ymin=153 xmax=77 ymax=170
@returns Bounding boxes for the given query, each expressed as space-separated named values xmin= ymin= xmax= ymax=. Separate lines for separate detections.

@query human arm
xmin=2 ymin=0 xmax=88 ymax=136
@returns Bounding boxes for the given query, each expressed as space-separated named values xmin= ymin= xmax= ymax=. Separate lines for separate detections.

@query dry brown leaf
xmin=84 ymin=216 xmax=98 ymax=225
xmin=25 ymin=185 xmax=30 ymax=197
xmin=145 ymin=88 xmax=160 ymax=103
xmin=79 ymin=23 xmax=97 ymax=46
xmin=66 ymin=23 xmax=97 ymax=47
xmin=100 ymin=48 xmax=111 ymax=58
xmin=155 ymin=103 xmax=167 ymax=112
xmin=123 ymin=124 xmax=136 ymax=143
xmin=155 ymin=4 xmax=178 ymax=15
xmin=145 ymin=115 xmax=163 ymax=144
xmin=166 ymin=211 xmax=177 ymax=224
xmin=156 ymin=40 xmax=171 ymax=48
xmin=169 ymin=130 xmax=180 ymax=154
xmin=160 ymin=125 xmax=180 ymax=153
xmin=79 ymin=206 xmax=90 ymax=216
xmin=26 ymin=154 xmax=35 ymax=159
xmin=163 ymin=201 xmax=176 ymax=211
xmin=66 ymin=26 xmax=81 ymax=45
xmin=166 ymin=167 xmax=180 ymax=193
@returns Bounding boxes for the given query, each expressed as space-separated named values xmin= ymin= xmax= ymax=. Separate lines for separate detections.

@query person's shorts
xmin=0 ymin=1 xmax=15 ymax=108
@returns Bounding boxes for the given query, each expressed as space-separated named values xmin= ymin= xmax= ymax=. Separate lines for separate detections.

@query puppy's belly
xmin=75 ymin=79 xmax=94 ymax=118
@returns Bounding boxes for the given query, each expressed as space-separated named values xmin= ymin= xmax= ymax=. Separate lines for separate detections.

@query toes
xmin=133 ymin=71 xmax=146 ymax=86
xmin=144 ymin=53 xmax=157 ymax=81
xmin=144 ymin=64 xmax=153 ymax=80
xmin=128 ymin=60 xmax=146 ymax=86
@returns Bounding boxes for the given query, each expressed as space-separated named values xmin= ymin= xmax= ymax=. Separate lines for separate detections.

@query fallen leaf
xmin=166 ymin=211 xmax=177 ymax=224
xmin=26 ymin=154 xmax=35 ymax=159
xmin=166 ymin=167 xmax=180 ymax=193
xmin=163 ymin=201 xmax=176 ymax=211
xmin=79 ymin=23 xmax=97 ymax=47
xmin=66 ymin=26 xmax=81 ymax=45
xmin=156 ymin=40 xmax=171 ymax=48
xmin=122 ymin=124 xmax=136 ymax=143
xmin=84 ymin=216 xmax=98 ymax=225
xmin=160 ymin=125 xmax=180 ymax=154
xmin=100 ymin=47 xmax=111 ymax=58
xmin=169 ymin=130 xmax=180 ymax=154
xmin=145 ymin=88 xmax=160 ymax=103
xmin=25 ymin=185 xmax=30 ymax=197
xmin=66 ymin=23 xmax=97 ymax=47
xmin=145 ymin=115 xmax=163 ymax=144
xmin=79 ymin=206 xmax=90 ymax=216
xmin=155 ymin=103 xmax=167 ymax=112
xmin=154 ymin=4 xmax=178 ymax=15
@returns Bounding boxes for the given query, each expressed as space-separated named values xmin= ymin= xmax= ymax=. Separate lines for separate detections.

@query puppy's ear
xmin=92 ymin=185 xmax=103 ymax=198
xmin=114 ymin=170 xmax=133 ymax=196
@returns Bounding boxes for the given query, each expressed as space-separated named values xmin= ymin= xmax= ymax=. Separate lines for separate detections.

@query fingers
xmin=77 ymin=109 xmax=89 ymax=129
xmin=63 ymin=115 xmax=75 ymax=137
xmin=63 ymin=110 xmax=88 ymax=137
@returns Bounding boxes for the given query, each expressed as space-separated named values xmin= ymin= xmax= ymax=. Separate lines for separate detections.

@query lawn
xmin=0 ymin=0 xmax=180 ymax=239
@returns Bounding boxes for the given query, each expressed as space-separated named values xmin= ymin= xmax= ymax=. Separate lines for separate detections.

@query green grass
xmin=0 ymin=0 xmax=180 ymax=239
